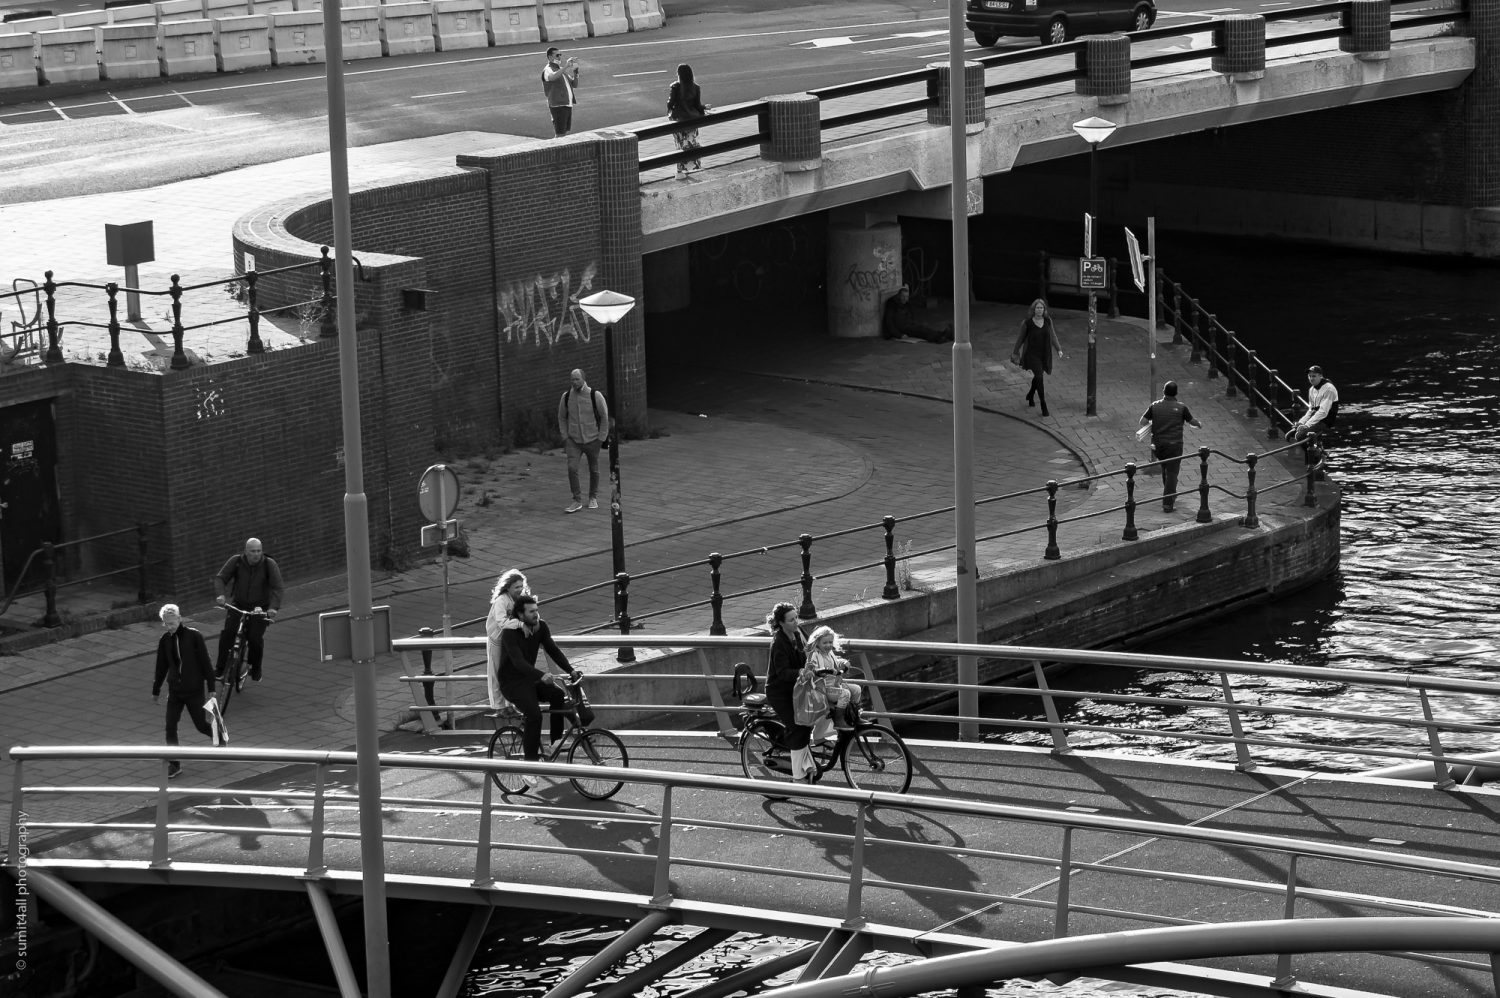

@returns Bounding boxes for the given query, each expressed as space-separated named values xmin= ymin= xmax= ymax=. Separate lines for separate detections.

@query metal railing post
xmin=1266 ymin=369 xmax=1282 ymax=439
xmin=615 ymin=572 xmax=635 ymax=663
xmin=246 ymin=269 xmax=265 ymax=355
xmin=1272 ymin=855 xmax=1300 ymax=989
xmin=1188 ymin=297 xmax=1203 ymax=365
xmin=1122 ymin=463 xmax=1138 ymax=541
xmin=1223 ymin=331 xmax=1238 ymax=398
xmin=1303 ymin=455 xmax=1318 ymax=507
xmin=844 ymin=805 xmax=868 ymax=927
xmin=708 ymin=553 xmax=726 ymax=636
xmin=1196 ymin=448 xmax=1213 ymax=523
xmin=106 ymin=282 xmax=125 ymax=367
xmin=42 ymin=270 xmax=63 ymax=364
xmin=136 ymin=521 xmax=151 ymax=603
xmin=1034 ymin=661 xmax=1071 ymax=753
xmin=319 ymin=246 xmax=338 ymax=339
xmin=652 ymin=785 xmax=674 ymax=905
xmin=1245 ymin=349 xmax=1259 ymax=416
xmin=1054 ymin=826 xmax=1073 ymax=938
xmin=798 ymin=534 xmax=817 ymax=620
xmin=306 ymin=762 xmax=329 ymax=876
xmin=1219 ymin=672 xmax=1256 ymax=771
xmin=882 ymin=516 xmax=900 ymax=599
xmin=472 ymin=766 xmax=493 ymax=886
xmin=1170 ymin=281 xmax=1184 ymax=345
xmin=41 ymin=541 xmax=62 ymax=627
xmin=6 ymin=761 xmax=22 ymax=869
xmin=168 ymin=274 xmax=190 ymax=370
xmin=1242 ymin=454 xmax=1259 ymax=529
xmin=1418 ymin=689 xmax=1456 ymax=789
xmin=151 ymin=762 xmax=172 ymax=869
xmin=1044 ymin=481 xmax=1061 ymax=560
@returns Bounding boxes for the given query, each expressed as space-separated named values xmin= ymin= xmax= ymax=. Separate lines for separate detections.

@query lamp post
xmin=1072 ymin=115 xmax=1116 ymax=418
xmin=578 ymin=290 xmax=637 ymax=662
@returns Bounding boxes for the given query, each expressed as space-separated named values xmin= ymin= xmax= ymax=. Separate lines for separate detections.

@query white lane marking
xmin=204 ymin=111 xmax=262 ymax=120
xmin=800 ymin=35 xmax=858 ymax=48
xmin=411 ymin=89 xmax=467 ymax=98
xmin=614 ymin=69 xmax=667 ymax=77
xmin=108 ymin=93 xmax=137 ymax=115
xmin=1370 ymin=837 xmax=1407 ymax=846
xmin=46 ymin=100 xmax=71 ymax=121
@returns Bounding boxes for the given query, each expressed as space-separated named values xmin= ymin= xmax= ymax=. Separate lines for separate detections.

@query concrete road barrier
xmin=214 ymin=12 xmax=270 ymax=70
xmin=202 ymin=0 xmax=251 ymax=20
xmin=268 ymin=8 xmax=323 ymax=63
xmin=36 ymin=27 xmax=97 ymax=83
xmin=248 ymin=0 xmax=295 ymax=13
xmin=623 ymin=0 xmax=662 ymax=31
xmin=339 ymin=3 xmax=381 ymax=59
xmin=0 ymin=33 xmax=38 ymax=88
xmin=379 ymin=1 xmax=434 ymax=56
xmin=159 ymin=16 xmax=216 ymax=74
xmin=58 ymin=10 xmax=110 ymax=30
xmin=485 ymin=0 xmax=538 ymax=46
xmin=432 ymin=0 xmax=487 ymax=51
xmin=155 ymin=0 xmax=204 ymax=21
xmin=581 ymin=0 xmax=625 ymax=36
xmin=7 ymin=14 xmax=60 ymax=32
xmin=107 ymin=4 xmax=159 ymax=24
xmin=536 ymin=0 xmax=585 ymax=41
xmin=98 ymin=21 xmax=160 ymax=78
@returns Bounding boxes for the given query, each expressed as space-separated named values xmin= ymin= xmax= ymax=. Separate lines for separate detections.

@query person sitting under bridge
xmin=882 ymin=285 xmax=953 ymax=343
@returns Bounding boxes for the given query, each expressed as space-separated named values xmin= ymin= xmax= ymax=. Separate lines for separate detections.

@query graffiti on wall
xmin=498 ymin=262 xmax=600 ymax=350
xmin=840 ymin=244 xmax=900 ymax=302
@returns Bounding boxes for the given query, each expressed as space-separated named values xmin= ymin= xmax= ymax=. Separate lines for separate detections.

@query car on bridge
xmin=966 ymin=0 xmax=1157 ymax=46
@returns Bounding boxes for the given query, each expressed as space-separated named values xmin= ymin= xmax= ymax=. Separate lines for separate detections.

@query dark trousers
xmin=549 ymin=105 xmax=573 ymax=136
xmin=217 ymin=609 xmax=269 ymax=678
xmin=1025 ymin=369 xmax=1049 ymax=415
xmin=164 ymin=689 xmax=214 ymax=757
xmin=501 ymin=679 xmax=570 ymax=760
xmin=1156 ymin=442 xmax=1184 ymax=507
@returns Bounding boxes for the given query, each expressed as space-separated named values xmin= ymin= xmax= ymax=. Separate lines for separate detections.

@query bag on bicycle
xmin=792 ymin=669 xmax=827 ymax=727
xmin=570 ymin=683 xmax=596 ymax=728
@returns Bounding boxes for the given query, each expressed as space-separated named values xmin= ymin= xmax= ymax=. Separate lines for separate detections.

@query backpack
xmin=560 ymin=388 xmax=610 ymax=442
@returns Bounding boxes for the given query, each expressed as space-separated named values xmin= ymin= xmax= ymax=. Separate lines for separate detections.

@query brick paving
xmin=0 ymin=130 xmax=1313 ymax=832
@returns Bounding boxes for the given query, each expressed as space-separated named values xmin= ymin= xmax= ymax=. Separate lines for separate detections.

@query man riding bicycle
xmin=214 ymin=536 xmax=284 ymax=683
xmin=491 ymin=594 xmax=581 ymax=787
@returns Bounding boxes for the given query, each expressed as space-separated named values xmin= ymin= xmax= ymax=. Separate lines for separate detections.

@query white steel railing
xmin=8 ymin=740 xmax=1500 ymax=996
xmin=395 ymin=634 xmax=1500 ymax=785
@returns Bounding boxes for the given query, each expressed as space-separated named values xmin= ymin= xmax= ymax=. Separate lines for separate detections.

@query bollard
xmin=1044 ymin=481 xmax=1061 ymax=560
xmin=1122 ymin=463 xmax=1138 ymax=541
xmin=1196 ymin=447 xmax=1212 ymax=523
xmin=106 ymin=283 xmax=125 ymax=368
xmin=707 ymin=553 xmax=726 ymax=636
xmin=43 ymin=271 xmax=63 ymax=364
xmin=41 ymin=541 xmax=62 ymax=627
xmin=246 ymin=270 xmax=264 ymax=354
xmin=615 ymin=572 xmax=635 ymax=663
xmin=318 ymin=246 xmax=337 ymax=338
xmin=1188 ymin=298 xmax=1203 ymax=366
xmin=1245 ymin=350 xmax=1259 ymax=417
xmin=1243 ymin=453 xmax=1259 ymax=528
xmin=882 ymin=515 xmax=900 ymax=599
xmin=1302 ymin=453 xmax=1318 ymax=507
xmin=1171 ymin=283 xmax=1184 ymax=345
xmin=1339 ymin=0 xmax=1390 ymax=60
xmin=136 ymin=521 xmax=151 ymax=602
xmin=798 ymin=534 xmax=817 ymax=620
xmin=169 ymin=274 xmax=189 ymax=370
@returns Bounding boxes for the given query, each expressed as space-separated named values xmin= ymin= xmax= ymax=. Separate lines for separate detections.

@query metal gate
xmin=0 ymin=398 xmax=62 ymax=591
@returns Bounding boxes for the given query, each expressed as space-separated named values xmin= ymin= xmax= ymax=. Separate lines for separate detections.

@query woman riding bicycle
xmin=764 ymin=602 xmax=814 ymax=783
xmin=492 ymin=594 xmax=581 ymax=788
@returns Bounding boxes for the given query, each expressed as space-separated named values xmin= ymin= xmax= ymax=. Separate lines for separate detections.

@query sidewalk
xmin=0 ymin=133 xmax=1311 ymax=831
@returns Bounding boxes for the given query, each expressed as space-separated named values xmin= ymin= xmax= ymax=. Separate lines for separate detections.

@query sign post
xmin=418 ymin=463 xmax=461 ymax=717
xmin=104 ymin=221 xmax=155 ymax=322
xmin=1125 ymin=222 xmax=1157 ymax=403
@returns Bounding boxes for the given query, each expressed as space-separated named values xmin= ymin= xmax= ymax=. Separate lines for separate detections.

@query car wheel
xmin=1041 ymin=16 xmax=1068 ymax=45
xmin=1132 ymin=6 xmax=1153 ymax=31
xmin=974 ymin=30 xmax=999 ymax=47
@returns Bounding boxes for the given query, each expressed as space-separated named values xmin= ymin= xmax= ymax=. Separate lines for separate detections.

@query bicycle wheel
xmin=487 ymin=726 xmax=528 ymax=795
xmin=842 ymin=724 xmax=912 ymax=794
xmin=567 ymin=728 xmax=628 ymax=800
xmin=218 ymin=642 xmax=241 ymax=716
xmin=740 ymin=720 xmax=797 ymax=790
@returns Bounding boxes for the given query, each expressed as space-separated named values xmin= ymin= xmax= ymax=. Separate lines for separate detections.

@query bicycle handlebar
xmin=220 ymin=603 xmax=273 ymax=620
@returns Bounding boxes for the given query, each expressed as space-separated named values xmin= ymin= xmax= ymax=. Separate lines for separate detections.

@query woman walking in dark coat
xmin=763 ymin=601 xmax=814 ymax=782
xmin=1011 ymin=298 xmax=1066 ymax=417
xmin=667 ymin=63 xmax=709 ymax=179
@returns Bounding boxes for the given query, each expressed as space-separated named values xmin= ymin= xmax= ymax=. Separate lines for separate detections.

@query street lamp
xmin=1072 ymin=115 xmax=1117 ymax=417
xmin=578 ymin=289 xmax=637 ymax=662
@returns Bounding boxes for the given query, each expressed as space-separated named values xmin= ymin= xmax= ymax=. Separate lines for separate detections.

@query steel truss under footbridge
xmin=10 ymin=633 xmax=1500 ymax=998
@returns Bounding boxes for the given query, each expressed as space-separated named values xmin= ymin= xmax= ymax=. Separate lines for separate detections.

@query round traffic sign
xmin=418 ymin=464 xmax=461 ymax=522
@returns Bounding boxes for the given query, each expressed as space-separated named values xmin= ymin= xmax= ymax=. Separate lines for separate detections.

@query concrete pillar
xmin=1463 ymin=0 xmax=1499 ymax=211
xmin=1075 ymin=33 xmax=1130 ymax=105
xmin=643 ymin=245 xmax=689 ymax=313
xmin=825 ymin=220 xmax=901 ymax=339
xmin=758 ymin=93 xmax=821 ymax=171
xmin=926 ymin=59 xmax=985 ymax=130
xmin=1339 ymin=0 xmax=1390 ymax=60
xmin=1210 ymin=14 xmax=1265 ymax=80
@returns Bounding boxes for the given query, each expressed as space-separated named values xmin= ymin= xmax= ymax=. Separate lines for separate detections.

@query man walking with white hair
xmin=152 ymin=604 xmax=219 ymax=779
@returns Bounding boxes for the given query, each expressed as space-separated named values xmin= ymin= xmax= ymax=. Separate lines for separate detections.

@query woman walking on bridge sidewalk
xmin=1011 ymin=298 xmax=1065 ymax=418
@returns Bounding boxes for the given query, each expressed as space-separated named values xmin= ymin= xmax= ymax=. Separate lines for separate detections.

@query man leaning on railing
xmin=1286 ymin=364 xmax=1339 ymax=475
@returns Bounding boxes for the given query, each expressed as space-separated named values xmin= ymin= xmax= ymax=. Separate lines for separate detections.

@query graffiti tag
xmin=498 ymin=262 xmax=600 ymax=350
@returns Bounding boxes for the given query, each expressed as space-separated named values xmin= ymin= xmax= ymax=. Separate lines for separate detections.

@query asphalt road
xmin=0 ymin=0 xmax=1265 ymax=202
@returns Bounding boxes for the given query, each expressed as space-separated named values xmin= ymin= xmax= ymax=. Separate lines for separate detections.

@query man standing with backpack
xmin=557 ymin=368 xmax=609 ymax=514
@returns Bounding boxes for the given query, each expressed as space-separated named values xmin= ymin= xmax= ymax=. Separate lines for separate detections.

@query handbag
xmin=792 ymin=669 xmax=828 ymax=727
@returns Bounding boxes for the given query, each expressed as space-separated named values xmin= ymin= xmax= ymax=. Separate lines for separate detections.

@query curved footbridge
xmin=11 ymin=637 xmax=1500 ymax=998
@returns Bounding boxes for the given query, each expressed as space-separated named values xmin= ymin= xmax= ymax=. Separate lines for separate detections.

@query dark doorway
xmin=0 ymin=398 xmax=62 ymax=591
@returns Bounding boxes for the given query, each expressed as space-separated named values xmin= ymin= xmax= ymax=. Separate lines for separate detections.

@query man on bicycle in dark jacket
xmin=493 ymin=595 xmax=581 ymax=784
xmin=214 ymin=536 xmax=284 ymax=683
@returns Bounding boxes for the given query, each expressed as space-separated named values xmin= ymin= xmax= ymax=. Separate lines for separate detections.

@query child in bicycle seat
xmin=806 ymin=625 xmax=861 ymax=739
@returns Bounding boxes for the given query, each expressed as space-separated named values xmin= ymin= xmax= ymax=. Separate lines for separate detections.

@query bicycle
xmin=732 ymin=664 xmax=913 ymax=795
xmin=216 ymin=603 xmax=270 ymax=717
xmin=486 ymin=676 xmax=629 ymax=799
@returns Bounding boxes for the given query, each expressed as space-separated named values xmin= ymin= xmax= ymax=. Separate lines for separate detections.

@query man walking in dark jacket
xmin=214 ymin=536 xmax=284 ymax=682
xmin=1141 ymin=381 xmax=1203 ymax=512
xmin=152 ymin=603 xmax=219 ymax=779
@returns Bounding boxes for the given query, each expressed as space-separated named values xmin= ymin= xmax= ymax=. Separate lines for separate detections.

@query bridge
xmin=9 ymin=634 xmax=1500 ymax=998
